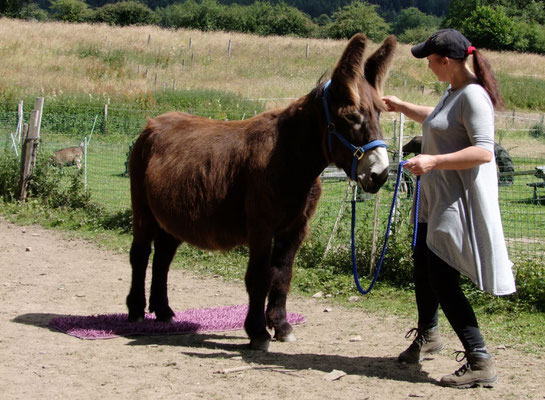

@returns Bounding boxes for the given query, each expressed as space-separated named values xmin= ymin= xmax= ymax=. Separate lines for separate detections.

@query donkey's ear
xmin=364 ymin=35 xmax=397 ymax=97
xmin=330 ymin=33 xmax=368 ymax=105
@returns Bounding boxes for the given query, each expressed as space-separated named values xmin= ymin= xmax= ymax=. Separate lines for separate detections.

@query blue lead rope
xmin=351 ymin=161 xmax=420 ymax=294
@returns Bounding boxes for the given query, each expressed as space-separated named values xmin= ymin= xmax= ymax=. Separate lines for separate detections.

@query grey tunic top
xmin=418 ymin=83 xmax=516 ymax=295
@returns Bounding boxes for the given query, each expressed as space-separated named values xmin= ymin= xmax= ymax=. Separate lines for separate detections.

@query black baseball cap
xmin=411 ymin=29 xmax=472 ymax=59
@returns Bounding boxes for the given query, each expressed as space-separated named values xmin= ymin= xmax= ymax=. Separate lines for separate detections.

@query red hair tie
xmin=467 ymin=46 xmax=476 ymax=55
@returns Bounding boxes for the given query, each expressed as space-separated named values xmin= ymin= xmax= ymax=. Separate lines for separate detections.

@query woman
xmin=383 ymin=29 xmax=516 ymax=389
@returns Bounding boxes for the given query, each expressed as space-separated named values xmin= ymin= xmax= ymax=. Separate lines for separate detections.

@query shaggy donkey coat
xmin=127 ymin=33 xmax=396 ymax=350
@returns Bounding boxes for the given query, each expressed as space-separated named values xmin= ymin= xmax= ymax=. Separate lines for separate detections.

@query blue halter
xmin=321 ymin=80 xmax=388 ymax=181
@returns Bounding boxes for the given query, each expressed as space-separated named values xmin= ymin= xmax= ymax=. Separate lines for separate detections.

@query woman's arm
xmin=382 ymin=95 xmax=434 ymax=124
xmin=404 ymin=146 xmax=493 ymax=176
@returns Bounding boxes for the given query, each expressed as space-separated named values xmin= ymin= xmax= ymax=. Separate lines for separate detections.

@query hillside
xmin=2 ymin=18 xmax=545 ymax=111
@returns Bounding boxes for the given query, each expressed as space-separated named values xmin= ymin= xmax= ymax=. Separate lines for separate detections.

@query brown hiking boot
xmin=398 ymin=326 xmax=444 ymax=364
xmin=440 ymin=351 xmax=498 ymax=389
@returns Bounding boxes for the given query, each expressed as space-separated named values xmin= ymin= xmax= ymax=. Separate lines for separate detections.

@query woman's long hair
xmin=471 ymin=50 xmax=504 ymax=109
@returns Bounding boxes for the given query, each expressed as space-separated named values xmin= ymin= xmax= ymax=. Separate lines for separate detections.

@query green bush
xmin=0 ymin=143 xmax=93 ymax=210
xmin=18 ymin=3 xmax=49 ymax=21
xmin=512 ymin=20 xmax=545 ymax=54
xmin=0 ymin=0 xmax=33 ymax=17
xmin=398 ymin=27 xmax=437 ymax=44
xmin=391 ymin=7 xmax=440 ymax=37
xmin=530 ymin=120 xmax=545 ymax=139
xmin=513 ymin=259 xmax=545 ymax=312
xmin=326 ymin=1 xmax=390 ymax=41
xmin=50 ymin=0 xmax=93 ymax=23
xmin=0 ymin=145 xmax=20 ymax=202
xmin=461 ymin=5 xmax=515 ymax=50
xmin=94 ymin=1 xmax=159 ymax=26
xmin=28 ymin=151 xmax=92 ymax=209
xmin=157 ymin=0 xmax=316 ymax=37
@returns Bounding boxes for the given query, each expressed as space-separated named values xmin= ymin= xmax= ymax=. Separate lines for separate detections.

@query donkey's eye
xmin=344 ymin=112 xmax=364 ymax=125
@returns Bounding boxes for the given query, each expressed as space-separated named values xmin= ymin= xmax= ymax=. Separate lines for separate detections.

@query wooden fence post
xmin=18 ymin=97 xmax=44 ymax=201
xmin=228 ymin=39 xmax=232 ymax=58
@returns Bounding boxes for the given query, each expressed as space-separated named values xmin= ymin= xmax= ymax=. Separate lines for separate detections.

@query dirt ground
xmin=1 ymin=217 xmax=544 ymax=400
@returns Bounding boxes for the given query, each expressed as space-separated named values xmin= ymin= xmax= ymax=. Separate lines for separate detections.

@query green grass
xmin=499 ymin=74 xmax=545 ymax=111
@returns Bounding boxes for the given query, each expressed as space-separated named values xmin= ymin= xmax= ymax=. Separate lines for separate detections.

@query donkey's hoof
xmin=127 ymin=312 xmax=145 ymax=323
xmin=151 ymin=305 xmax=175 ymax=322
xmin=249 ymin=338 xmax=270 ymax=352
xmin=277 ymin=332 xmax=296 ymax=343
xmin=154 ymin=310 xmax=175 ymax=323
xmin=127 ymin=309 xmax=146 ymax=322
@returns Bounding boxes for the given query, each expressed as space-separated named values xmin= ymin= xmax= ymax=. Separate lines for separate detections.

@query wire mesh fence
xmin=1 ymin=108 xmax=543 ymax=264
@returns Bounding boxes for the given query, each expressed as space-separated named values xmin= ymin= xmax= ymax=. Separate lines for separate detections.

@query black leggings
xmin=413 ymin=223 xmax=486 ymax=352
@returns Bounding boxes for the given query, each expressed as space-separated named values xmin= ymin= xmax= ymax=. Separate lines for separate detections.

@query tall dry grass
xmin=0 ymin=18 xmax=441 ymax=105
xmin=3 ymin=18 xmax=545 ymax=102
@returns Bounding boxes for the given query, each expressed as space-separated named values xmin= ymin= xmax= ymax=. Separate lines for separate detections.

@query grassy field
xmin=2 ymin=18 xmax=545 ymax=110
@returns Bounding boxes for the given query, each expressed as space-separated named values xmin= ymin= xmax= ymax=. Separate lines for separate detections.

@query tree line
xmin=2 ymin=0 xmax=545 ymax=54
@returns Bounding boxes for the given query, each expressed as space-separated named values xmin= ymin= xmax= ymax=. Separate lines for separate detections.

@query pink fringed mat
xmin=48 ymin=304 xmax=305 ymax=339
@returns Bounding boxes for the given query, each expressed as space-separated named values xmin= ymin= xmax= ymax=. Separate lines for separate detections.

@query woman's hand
xmin=382 ymin=95 xmax=404 ymax=112
xmin=382 ymin=96 xmax=434 ymax=123
xmin=404 ymin=147 xmax=493 ymax=176
xmin=404 ymin=154 xmax=437 ymax=176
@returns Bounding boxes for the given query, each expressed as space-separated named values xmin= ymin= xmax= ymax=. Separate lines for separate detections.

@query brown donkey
xmin=127 ymin=34 xmax=396 ymax=350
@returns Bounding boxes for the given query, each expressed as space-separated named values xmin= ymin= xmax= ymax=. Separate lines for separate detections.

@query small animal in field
xmin=127 ymin=33 xmax=397 ymax=351
xmin=52 ymin=142 xmax=84 ymax=169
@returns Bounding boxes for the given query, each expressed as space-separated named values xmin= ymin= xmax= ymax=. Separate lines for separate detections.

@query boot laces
xmin=404 ymin=328 xmax=429 ymax=345
xmin=453 ymin=351 xmax=470 ymax=376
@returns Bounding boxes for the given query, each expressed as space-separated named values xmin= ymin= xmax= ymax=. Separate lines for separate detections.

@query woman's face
xmin=426 ymin=54 xmax=448 ymax=82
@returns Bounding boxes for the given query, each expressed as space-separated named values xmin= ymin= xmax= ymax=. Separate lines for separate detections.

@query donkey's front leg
xmin=266 ymin=221 xmax=308 ymax=343
xmin=244 ymin=236 xmax=273 ymax=351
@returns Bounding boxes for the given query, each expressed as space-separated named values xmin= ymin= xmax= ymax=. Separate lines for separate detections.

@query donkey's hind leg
xmin=127 ymin=238 xmax=153 ymax=322
xmin=127 ymin=204 xmax=158 ymax=322
xmin=266 ymin=221 xmax=308 ymax=343
xmin=149 ymin=228 xmax=180 ymax=322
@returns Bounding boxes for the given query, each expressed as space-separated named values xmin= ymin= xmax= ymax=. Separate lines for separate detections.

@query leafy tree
xmin=157 ymin=1 xmax=201 ymax=30
xmin=391 ymin=7 xmax=440 ymax=36
xmin=19 ymin=3 xmax=49 ymax=20
xmin=254 ymin=2 xmax=316 ymax=37
xmin=314 ymin=13 xmax=331 ymax=27
xmin=94 ymin=1 xmax=159 ymax=26
xmin=158 ymin=0 xmax=315 ymax=37
xmin=398 ymin=26 xmax=437 ymax=44
xmin=443 ymin=0 xmax=478 ymax=30
xmin=461 ymin=5 xmax=515 ymax=50
xmin=0 ymin=0 xmax=33 ymax=17
xmin=480 ymin=0 xmax=545 ymax=25
xmin=512 ymin=19 xmax=545 ymax=54
xmin=50 ymin=0 xmax=93 ymax=22
xmin=327 ymin=1 xmax=389 ymax=41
